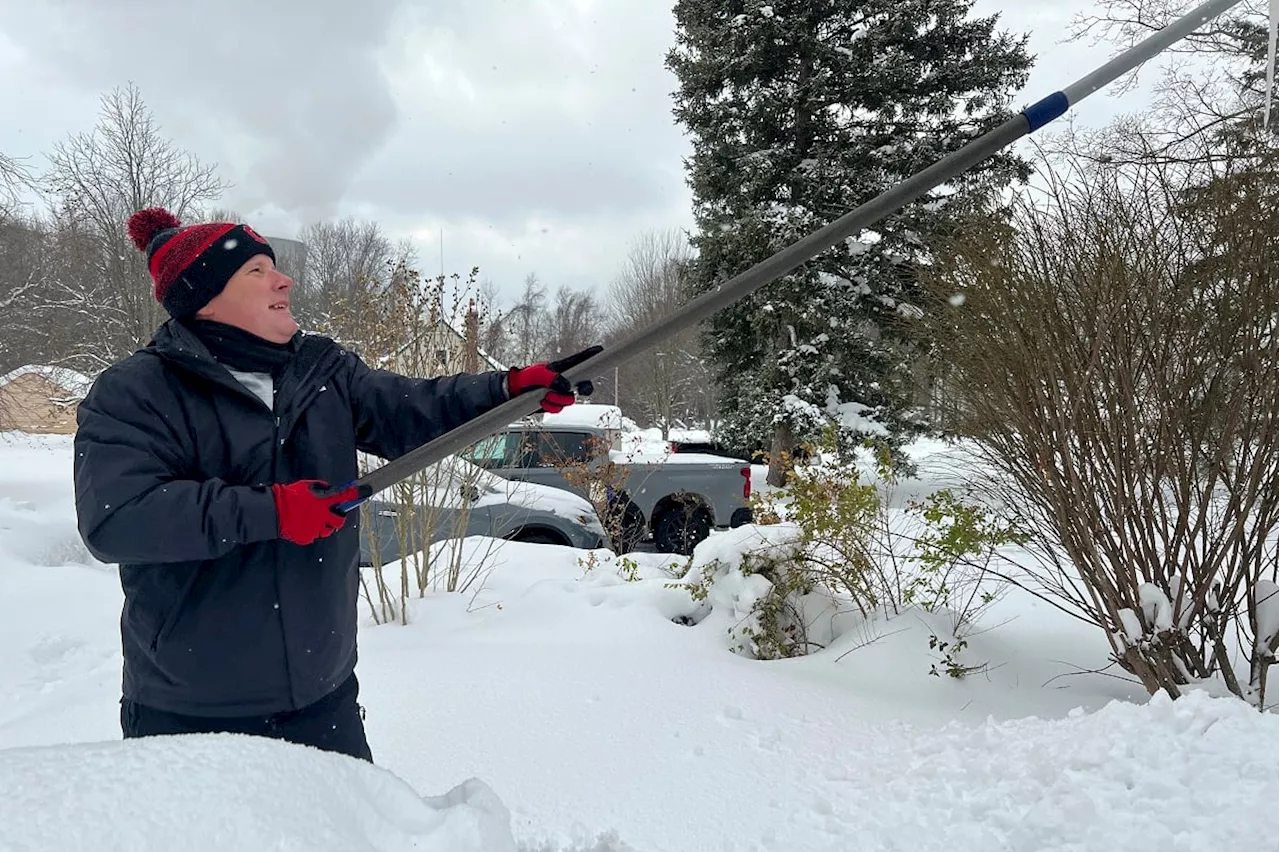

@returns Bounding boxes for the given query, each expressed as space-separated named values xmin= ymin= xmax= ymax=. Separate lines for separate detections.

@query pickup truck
xmin=461 ymin=420 xmax=753 ymax=555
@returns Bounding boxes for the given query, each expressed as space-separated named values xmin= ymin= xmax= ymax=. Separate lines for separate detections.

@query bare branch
xmin=923 ymin=141 xmax=1278 ymax=703
xmin=36 ymin=83 xmax=229 ymax=361
xmin=605 ymin=229 xmax=715 ymax=434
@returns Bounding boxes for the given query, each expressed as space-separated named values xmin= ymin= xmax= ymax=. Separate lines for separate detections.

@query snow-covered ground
xmin=0 ymin=431 xmax=1275 ymax=852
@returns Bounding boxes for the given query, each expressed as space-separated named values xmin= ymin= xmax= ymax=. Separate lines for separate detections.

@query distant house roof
xmin=394 ymin=313 xmax=506 ymax=372
xmin=0 ymin=365 xmax=94 ymax=400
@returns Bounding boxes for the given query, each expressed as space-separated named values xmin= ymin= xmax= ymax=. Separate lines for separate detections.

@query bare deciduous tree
xmin=1064 ymin=0 xmax=1275 ymax=168
xmin=547 ymin=285 xmax=603 ymax=360
xmin=293 ymin=217 xmax=394 ymax=344
xmin=198 ymin=207 xmax=245 ymax=223
xmin=607 ymin=229 xmax=713 ymax=438
xmin=926 ymin=146 xmax=1278 ymax=707
xmin=0 ymin=213 xmax=51 ymax=370
xmin=40 ymin=83 xmax=227 ymax=362
xmin=503 ymin=274 xmax=551 ymax=366
xmin=474 ymin=278 xmax=507 ymax=367
xmin=1 ymin=151 xmax=33 ymax=217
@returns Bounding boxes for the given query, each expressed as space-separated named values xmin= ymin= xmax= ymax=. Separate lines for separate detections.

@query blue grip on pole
xmin=334 ymin=480 xmax=369 ymax=515
xmin=1023 ymin=91 xmax=1070 ymax=133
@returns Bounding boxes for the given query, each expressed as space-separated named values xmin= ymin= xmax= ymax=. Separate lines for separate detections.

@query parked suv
xmin=357 ymin=455 xmax=606 ymax=567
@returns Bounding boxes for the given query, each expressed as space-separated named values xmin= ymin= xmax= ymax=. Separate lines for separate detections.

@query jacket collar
xmin=147 ymin=320 xmax=342 ymax=423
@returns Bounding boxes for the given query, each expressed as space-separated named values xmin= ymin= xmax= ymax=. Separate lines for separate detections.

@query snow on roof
xmin=512 ymin=403 xmax=638 ymax=432
xmin=0 ymin=365 xmax=94 ymax=398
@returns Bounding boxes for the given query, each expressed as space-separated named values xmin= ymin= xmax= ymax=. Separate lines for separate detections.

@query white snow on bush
xmin=1255 ymin=579 xmax=1279 ymax=652
xmin=1138 ymin=582 xmax=1174 ymax=632
xmin=1118 ymin=607 xmax=1143 ymax=644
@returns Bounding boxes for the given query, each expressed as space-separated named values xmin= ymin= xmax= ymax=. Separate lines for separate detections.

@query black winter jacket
xmin=73 ymin=321 xmax=507 ymax=716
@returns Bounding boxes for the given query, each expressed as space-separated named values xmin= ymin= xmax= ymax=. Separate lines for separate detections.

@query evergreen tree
xmin=666 ymin=0 xmax=1032 ymax=476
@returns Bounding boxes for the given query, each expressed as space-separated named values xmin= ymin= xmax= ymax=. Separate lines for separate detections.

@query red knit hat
xmin=127 ymin=207 xmax=277 ymax=319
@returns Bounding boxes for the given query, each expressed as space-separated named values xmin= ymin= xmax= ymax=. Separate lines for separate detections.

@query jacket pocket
xmin=150 ymin=568 xmax=203 ymax=652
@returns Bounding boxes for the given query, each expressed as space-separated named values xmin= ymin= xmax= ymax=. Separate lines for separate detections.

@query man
xmin=73 ymin=207 xmax=598 ymax=762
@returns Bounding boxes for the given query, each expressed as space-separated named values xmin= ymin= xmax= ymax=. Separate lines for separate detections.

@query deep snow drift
xmin=1 ymin=735 xmax=519 ymax=852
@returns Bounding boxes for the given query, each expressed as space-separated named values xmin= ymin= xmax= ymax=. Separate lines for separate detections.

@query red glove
xmin=271 ymin=480 xmax=370 ymax=546
xmin=508 ymin=346 xmax=603 ymax=413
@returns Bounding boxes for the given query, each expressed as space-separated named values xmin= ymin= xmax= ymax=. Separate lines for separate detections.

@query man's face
xmin=195 ymin=254 xmax=298 ymax=344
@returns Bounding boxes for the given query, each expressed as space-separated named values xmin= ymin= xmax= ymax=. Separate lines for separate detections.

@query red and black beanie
xmin=126 ymin=207 xmax=277 ymax=319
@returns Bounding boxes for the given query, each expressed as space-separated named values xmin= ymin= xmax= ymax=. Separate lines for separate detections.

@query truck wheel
xmin=654 ymin=505 xmax=712 ymax=556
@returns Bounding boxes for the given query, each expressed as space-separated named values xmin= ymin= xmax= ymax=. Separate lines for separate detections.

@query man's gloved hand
xmin=508 ymin=345 xmax=603 ymax=413
xmin=271 ymin=479 xmax=372 ymax=546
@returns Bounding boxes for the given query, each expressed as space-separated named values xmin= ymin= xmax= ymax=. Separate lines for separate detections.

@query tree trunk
xmin=463 ymin=302 xmax=479 ymax=373
xmin=767 ymin=419 xmax=794 ymax=488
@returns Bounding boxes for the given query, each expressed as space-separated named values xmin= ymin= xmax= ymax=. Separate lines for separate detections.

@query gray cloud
xmin=0 ymin=0 xmax=402 ymax=222
xmin=0 ymin=0 xmax=1167 ymax=304
xmin=352 ymin=3 xmax=689 ymax=223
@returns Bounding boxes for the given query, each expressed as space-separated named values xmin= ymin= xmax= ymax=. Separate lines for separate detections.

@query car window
xmin=537 ymin=431 xmax=594 ymax=465
xmin=471 ymin=429 xmax=589 ymax=469
xmin=462 ymin=433 xmax=519 ymax=468
xmin=506 ymin=430 xmax=542 ymax=468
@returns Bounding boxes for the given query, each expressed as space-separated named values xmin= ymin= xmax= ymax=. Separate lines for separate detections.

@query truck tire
xmin=654 ymin=505 xmax=712 ymax=556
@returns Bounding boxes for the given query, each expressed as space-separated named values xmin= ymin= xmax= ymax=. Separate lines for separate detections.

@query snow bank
xmin=363 ymin=549 xmax=1279 ymax=852
xmin=0 ymin=734 xmax=516 ymax=852
xmin=4 ymin=433 xmax=1276 ymax=852
xmin=800 ymin=689 xmax=1277 ymax=852
xmin=666 ymin=427 xmax=711 ymax=444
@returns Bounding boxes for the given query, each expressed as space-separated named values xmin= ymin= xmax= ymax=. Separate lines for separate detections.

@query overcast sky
xmin=0 ymin=1 xmax=1159 ymax=305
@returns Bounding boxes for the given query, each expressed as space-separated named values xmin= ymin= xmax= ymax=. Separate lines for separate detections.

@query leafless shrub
xmin=339 ymin=259 xmax=508 ymax=624
xmin=924 ymin=146 xmax=1278 ymax=706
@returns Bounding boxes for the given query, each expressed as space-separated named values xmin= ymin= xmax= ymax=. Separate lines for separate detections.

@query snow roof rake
xmin=340 ymin=0 xmax=1250 ymax=512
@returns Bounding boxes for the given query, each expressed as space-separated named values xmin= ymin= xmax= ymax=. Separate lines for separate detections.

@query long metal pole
xmin=344 ymin=0 xmax=1245 ymax=507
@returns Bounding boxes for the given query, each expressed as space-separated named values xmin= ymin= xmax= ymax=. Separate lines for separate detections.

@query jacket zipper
xmin=271 ymin=406 xmax=299 ymax=709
